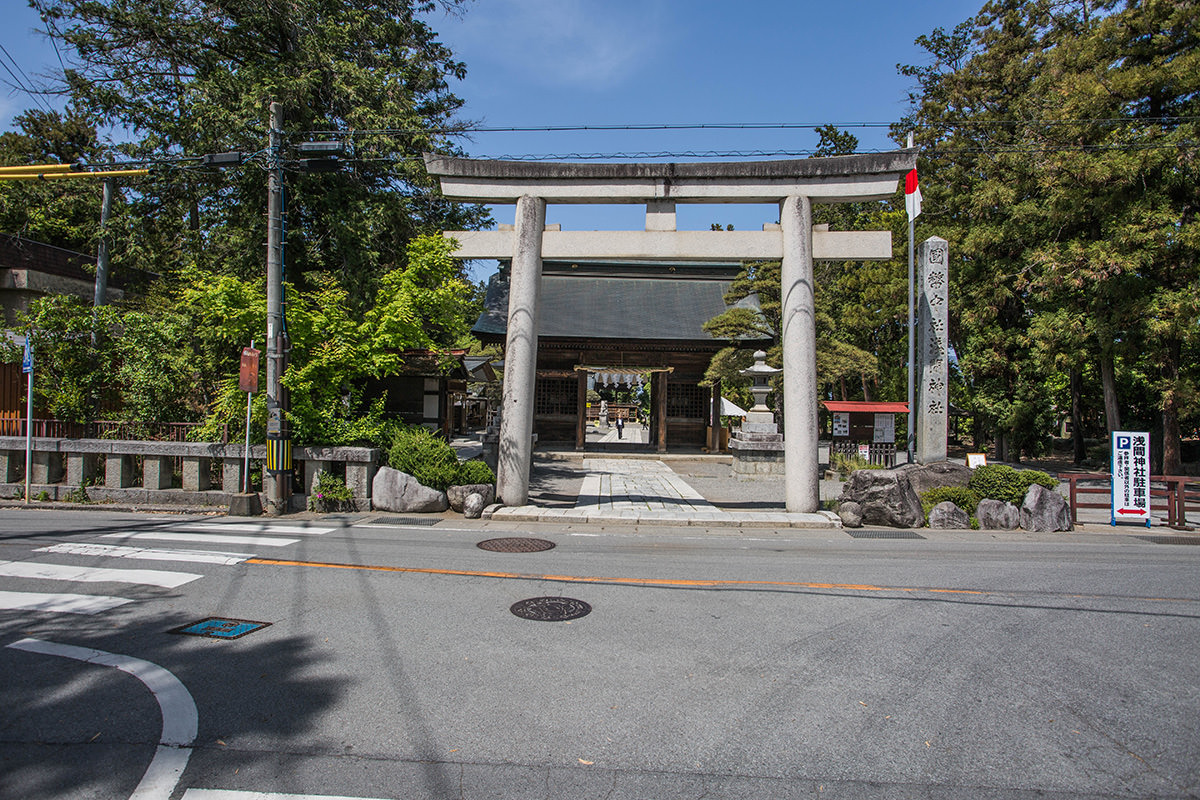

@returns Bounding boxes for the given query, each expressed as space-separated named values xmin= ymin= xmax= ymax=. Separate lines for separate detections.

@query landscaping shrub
xmin=969 ymin=464 xmax=1057 ymax=505
xmin=456 ymin=459 xmax=495 ymax=486
xmin=387 ymin=425 xmax=461 ymax=491
xmin=831 ymin=452 xmax=883 ymax=477
xmin=919 ymin=486 xmax=982 ymax=517
xmin=307 ymin=470 xmax=356 ymax=513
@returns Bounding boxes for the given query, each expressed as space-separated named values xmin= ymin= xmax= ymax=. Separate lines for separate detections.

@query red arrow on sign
xmin=1116 ymin=508 xmax=1148 ymax=515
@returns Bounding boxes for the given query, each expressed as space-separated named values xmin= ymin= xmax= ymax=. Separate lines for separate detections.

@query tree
xmin=0 ymin=107 xmax=111 ymax=252
xmin=896 ymin=0 xmax=1200 ymax=465
xmin=34 ymin=0 xmax=489 ymax=302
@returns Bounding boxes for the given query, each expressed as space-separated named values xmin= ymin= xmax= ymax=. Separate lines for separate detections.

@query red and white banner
xmin=905 ymin=168 xmax=922 ymax=220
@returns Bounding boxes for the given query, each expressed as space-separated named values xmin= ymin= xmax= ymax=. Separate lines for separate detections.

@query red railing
xmin=1063 ymin=473 xmax=1198 ymax=529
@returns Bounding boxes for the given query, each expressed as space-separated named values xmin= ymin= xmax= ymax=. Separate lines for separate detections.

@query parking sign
xmin=1111 ymin=431 xmax=1151 ymax=526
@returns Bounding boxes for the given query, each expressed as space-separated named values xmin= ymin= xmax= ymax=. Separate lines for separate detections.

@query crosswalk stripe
xmin=183 ymin=790 xmax=393 ymax=800
xmin=179 ymin=523 xmax=335 ymax=536
xmin=102 ymin=532 xmax=301 ymax=547
xmin=0 ymin=560 xmax=201 ymax=588
xmin=35 ymin=543 xmax=253 ymax=565
xmin=0 ymin=590 xmax=132 ymax=614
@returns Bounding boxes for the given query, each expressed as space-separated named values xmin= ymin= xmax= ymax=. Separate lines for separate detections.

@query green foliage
xmin=64 ymin=486 xmax=92 ymax=504
xmin=969 ymin=465 xmax=1058 ymax=505
xmin=36 ymin=491 xmax=51 ymax=502
xmin=456 ymin=459 xmax=495 ymax=486
xmin=38 ymin=0 xmax=490 ymax=296
xmin=831 ymin=452 xmax=883 ymax=478
xmin=896 ymin=0 xmax=1200 ymax=465
xmin=919 ymin=486 xmax=981 ymax=518
xmin=307 ymin=471 xmax=356 ymax=513
xmin=387 ymin=425 xmax=461 ymax=491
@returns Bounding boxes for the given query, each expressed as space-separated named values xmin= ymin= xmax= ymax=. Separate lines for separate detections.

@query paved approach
xmin=489 ymin=456 xmax=837 ymax=528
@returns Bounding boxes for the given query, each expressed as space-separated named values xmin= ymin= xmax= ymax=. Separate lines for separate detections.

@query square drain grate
xmin=169 ymin=617 xmax=271 ymax=639
xmin=1134 ymin=535 xmax=1200 ymax=546
xmin=846 ymin=529 xmax=926 ymax=540
xmin=371 ymin=516 xmax=440 ymax=527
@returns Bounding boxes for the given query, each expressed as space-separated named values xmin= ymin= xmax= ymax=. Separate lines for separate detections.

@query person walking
xmin=615 ymin=413 xmax=624 ymax=439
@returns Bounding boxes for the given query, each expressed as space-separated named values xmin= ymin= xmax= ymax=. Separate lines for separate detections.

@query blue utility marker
xmin=170 ymin=617 xmax=271 ymax=639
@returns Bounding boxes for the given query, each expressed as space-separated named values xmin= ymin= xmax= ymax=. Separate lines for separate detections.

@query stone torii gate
xmin=426 ymin=151 xmax=917 ymax=512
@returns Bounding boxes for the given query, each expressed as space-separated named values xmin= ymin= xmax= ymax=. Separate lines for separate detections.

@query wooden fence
xmin=1063 ymin=473 xmax=1199 ymax=529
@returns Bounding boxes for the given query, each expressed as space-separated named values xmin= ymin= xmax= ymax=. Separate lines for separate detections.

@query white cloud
xmin=446 ymin=0 xmax=667 ymax=90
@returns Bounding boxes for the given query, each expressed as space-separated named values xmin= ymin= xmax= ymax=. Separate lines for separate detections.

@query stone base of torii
xmin=425 ymin=151 xmax=937 ymax=513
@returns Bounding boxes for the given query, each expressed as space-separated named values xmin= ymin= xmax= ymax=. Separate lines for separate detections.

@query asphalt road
xmin=1 ymin=509 xmax=1198 ymax=800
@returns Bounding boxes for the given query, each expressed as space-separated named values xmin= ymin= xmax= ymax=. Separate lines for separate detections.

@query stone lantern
xmin=730 ymin=350 xmax=785 ymax=476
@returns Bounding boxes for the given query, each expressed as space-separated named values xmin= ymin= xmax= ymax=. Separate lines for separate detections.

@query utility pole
xmin=93 ymin=176 xmax=113 ymax=308
xmin=906 ymin=131 xmax=916 ymax=465
xmin=264 ymin=100 xmax=291 ymax=513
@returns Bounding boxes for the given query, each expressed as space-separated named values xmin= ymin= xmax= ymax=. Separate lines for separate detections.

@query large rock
xmin=896 ymin=461 xmax=973 ymax=497
xmin=839 ymin=469 xmax=924 ymax=528
xmin=928 ymin=500 xmax=970 ymax=529
xmin=371 ymin=466 xmax=449 ymax=513
xmin=463 ymin=492 xmax=486 ymax=519
xmin=977 ymin=499 xmax=1019 ymax=530
xmin=838 ymin=501 xmax=863 ymax=528
xmin=447 ymin=483 xmax=495 ymax=513
xmin=1020 ymin=484 xmax=1073 ymax=532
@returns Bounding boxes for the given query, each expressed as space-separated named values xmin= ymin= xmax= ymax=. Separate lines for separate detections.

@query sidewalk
xmin=488 ymin=453 xmax=840 ymax=529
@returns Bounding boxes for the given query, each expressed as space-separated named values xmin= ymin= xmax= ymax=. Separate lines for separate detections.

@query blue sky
xmin=1 ymin=0 xmax=981 ymax=259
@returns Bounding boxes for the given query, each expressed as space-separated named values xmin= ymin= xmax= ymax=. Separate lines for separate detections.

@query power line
xmin=300 ymin=117 xmax=1200 ymax=138
xmin=0 ymin=43 xmax=55 ymax=114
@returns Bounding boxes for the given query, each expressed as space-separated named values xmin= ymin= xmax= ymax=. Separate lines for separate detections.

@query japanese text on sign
xmin=1111 ymin=431 xmax=1151 ymax=525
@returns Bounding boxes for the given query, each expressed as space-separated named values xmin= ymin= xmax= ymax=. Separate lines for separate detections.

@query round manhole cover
xmin=510 ymin=597 xmax=592 ymax=622
xmin=477 ymin=537 xmax=556 ymax=553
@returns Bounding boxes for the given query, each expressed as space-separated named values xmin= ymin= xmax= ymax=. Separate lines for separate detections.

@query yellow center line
xmin=244 ymin=557 xmax=984 ymax=595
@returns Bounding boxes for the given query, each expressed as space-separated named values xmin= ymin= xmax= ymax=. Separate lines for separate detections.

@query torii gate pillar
xmin=780 ymin=195 xmax=819 ymax=512
xmin=496 ymin=195 xmax=545 ymax=506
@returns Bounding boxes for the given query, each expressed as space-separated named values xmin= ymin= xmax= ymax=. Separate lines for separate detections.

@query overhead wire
xmin=0 ymin=43 xmax=55 ymax=114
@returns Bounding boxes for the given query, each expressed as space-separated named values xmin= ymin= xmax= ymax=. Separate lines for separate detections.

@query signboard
xmin=239 ymin=347 xmax=260 ymax=393
xmin=832 ymin=412 xmax=850 ymax=438
xmin=966 ymin=453 xmax=987 ymax=469
xmin=857 ymin=443 xmax=871 ymax=460
xmin=1111 ymin=431 xmax=1151 ymax=526
xmin=21 ymin=339 xmax=32 ymax=374
xmin=873 ymin=413 xmax=895 ymax=444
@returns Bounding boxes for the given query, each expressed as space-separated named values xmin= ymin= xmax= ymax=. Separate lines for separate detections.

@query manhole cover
xmin=478 ymin=537 xmax=556 ymax=552
xmin=510 ymin=597 xmax=591 ymax=622
xmin=169 ymin=617 xmax=271 ymax=639
xmin=846 ymin=530 xmax=926 ymax=540
xmin=1135 ymin=535 xmax=1200 ymax=545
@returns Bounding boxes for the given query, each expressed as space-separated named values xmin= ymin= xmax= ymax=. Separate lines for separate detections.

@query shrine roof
xmin=472 ymin=261 xmax=769 ymax=344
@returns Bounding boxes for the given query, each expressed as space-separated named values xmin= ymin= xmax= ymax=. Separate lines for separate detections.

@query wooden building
xmin=472 ymin=260 xmax=769 ymax=451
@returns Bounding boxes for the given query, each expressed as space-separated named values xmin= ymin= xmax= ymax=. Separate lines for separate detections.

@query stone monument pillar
xmin=730 ymin=351 xmax=785 ymax=477
xmin=916 ymin=236 xmax=949 ymax=463
xmin=496 ymin=195 xmax=545 ymax=506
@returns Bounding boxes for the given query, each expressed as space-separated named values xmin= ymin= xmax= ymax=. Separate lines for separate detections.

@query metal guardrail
xmin=1063 ymin=472 xmax=1197 ymax=529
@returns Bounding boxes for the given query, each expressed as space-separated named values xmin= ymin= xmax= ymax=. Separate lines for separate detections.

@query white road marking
xmin=7 ymin=638 xmax=197 ymax=800
xmin=103 ymin=532 xmax=301 ymax=547
xmin=0 ymin=589 xmax=132 ymax=614
xmin=179 ymin=523 xmax=335 ymax=535
xmin=184 ymin=791 xmax=394 ymax=800
xmin=0 ymin=559 xmax=201 ymax=588
xmin=36 ymin=543 xmax=254 ymax=565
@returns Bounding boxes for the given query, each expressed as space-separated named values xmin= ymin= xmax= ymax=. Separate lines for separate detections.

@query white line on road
xmin=0 ymin=590 xmax=132 ymax=614
xmin=103 ymin=532 xmax=301 ymax=547
xmin=179 ymin=523 xmax=335 ymax=535
xmin=0 ymin=559 xmax=201 ymax=588
xmin=7 ymin=638 xmax=198 ymax=800
xmin=36 ymin=543 xmax=254 ymax=565
xmin=183 ymin=790 xmax=394 ymax=800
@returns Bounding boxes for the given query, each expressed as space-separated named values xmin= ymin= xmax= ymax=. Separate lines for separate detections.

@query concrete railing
xmin=0 ymin=437 xmax=378 ymax=511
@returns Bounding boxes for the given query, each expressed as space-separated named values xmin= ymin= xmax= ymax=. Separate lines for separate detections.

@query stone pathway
xmin=490 ymin=457 xmax=837 ymax=529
